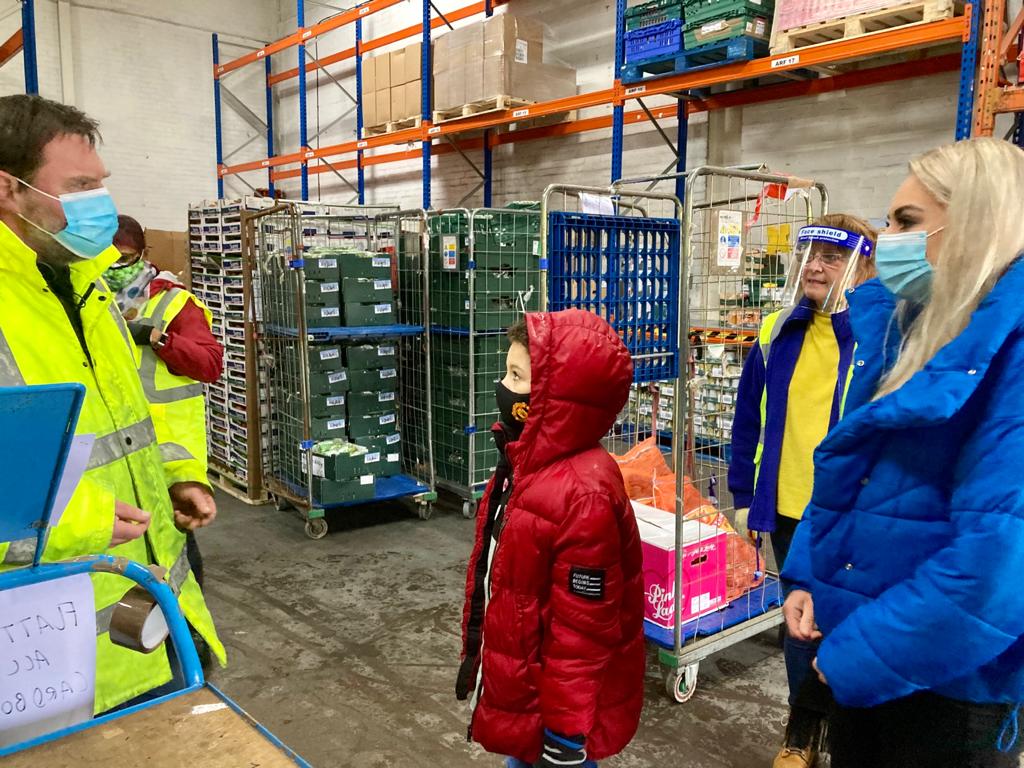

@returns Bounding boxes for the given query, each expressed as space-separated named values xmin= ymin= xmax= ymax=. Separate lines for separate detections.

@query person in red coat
xmin=457 ymin=309 xmax=645 ymax=768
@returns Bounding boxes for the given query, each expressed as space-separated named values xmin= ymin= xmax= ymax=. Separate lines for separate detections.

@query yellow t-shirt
xmin=776 ymin=312 xmax=840 ymax=520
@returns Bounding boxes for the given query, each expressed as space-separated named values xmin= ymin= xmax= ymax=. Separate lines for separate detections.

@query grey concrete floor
xmin=200 ymin=489 xmax=793 ymax=768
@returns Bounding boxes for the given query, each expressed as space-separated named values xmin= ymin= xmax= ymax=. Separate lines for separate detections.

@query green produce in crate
xmin=349 ymin=364 xmax=398 ymax=391
xmin=346 ymin=343 xmax=398 ymax=370
xmin=342 ymin=275 xmax=394 ymax=303
xmin=304 ymin=438 xmax=377 ymax=482
xmin=348 ymin=389 xmax=397 ymax=417
xmin=344 ymin=301 xmax=396 ymax=327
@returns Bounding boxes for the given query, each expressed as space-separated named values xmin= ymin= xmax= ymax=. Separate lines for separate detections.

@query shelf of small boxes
xmin=189 ymin=196 xmax=276 ymax=491
xmin=269 ymin=248 xmax=415 ymax=507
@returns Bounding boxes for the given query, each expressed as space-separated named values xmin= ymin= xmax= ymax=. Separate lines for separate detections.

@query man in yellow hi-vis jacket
xmin=0 ymin=94 xmax=225 ymax=714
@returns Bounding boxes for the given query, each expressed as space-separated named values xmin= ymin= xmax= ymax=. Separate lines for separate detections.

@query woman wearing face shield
xmin=781 ymin=138 xmax=1024 ymax=767
xmin=104 ymin=215 xmax=223 ymax=667
xmin=728 ymin=213 xmax=877 ymax=768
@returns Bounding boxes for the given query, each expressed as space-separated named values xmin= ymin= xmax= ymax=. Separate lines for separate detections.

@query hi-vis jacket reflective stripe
xmin=0 ymin=222 xmax=225 ymax=714
xmin=135 ymin=286 xmax=212 ymax=487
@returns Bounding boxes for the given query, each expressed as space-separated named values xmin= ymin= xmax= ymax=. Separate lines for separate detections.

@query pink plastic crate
xmin=632 ymin=502 xmax=729 ymax=629
xmin=774 ymin=0 xmax=894 ymax=30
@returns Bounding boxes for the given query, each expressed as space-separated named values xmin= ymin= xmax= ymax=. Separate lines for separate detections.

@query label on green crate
xmin=360 ymin=474 xmax=374 ymax=485
xmin=321 ymin=282 xmax=339 ymax=293
xmin=365 ymin=452 xmax=381 ymax=464
xmin=329 ymin=371 xmax=348 ymax=384
xmin=372 ymin=257 xmax=390 ymax=268
xmin=320 ymin=348 xmax=341 ymax=361
xmin=327 ymin=419 xmax=346 ymax=431
xmin=533 ymin=240 xmax=540 ymax=255
xmin=320 ymin=258 xmax=338 ymax=269
xmin=442 ymin=236 xmax=458 ymax=271
xmin=374 ymin=279 xmax=392 ymax=291
xmin=311 ymin=455 xmax=326 ymax=478
xmin=374 ymin=303 xmax=393 ymax=315
xmin=380 ymin=413 xmax=396 ymax=426
xmin=381 ymin=368 xmax=397 ymax=380
xmin=379 ymin=346 xmax=395 ymax=356
xmin=379 ymin=392 xmax=395 ymax=402
xmin=327 ymin=395 xmax=345 ymax=407
xmin=386 ymin=434 xmax=400 ymax=445
xmin=321 ymin=307 xmax=340 ymax=319
xmin=388 ymin=452 xmax=400 ymax=463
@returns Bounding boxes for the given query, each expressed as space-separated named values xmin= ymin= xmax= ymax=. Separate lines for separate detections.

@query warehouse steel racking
xmin=0 ymin=0 xmax=37 ymax=94
xmin=211 ymin=0 xmax=993 ymax=204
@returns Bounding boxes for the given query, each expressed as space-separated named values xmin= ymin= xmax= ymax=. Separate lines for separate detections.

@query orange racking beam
xmin=264 ymin=53 xmax=960 ymax=182
xmin=0 ymin=28 xmax=23 ymax=68
xmin=268 ymin=0 xmax=509 ymax=86
xmin=215 ymin=0 xmax=405 ymax=78
xmin=995 ymin=86 xmax=1024 ymax=113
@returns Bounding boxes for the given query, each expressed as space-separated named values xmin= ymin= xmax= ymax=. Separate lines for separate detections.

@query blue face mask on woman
xmin=16 ymin=179 xmax=119 ymax=259
xmin=874 ymin=227 xmax=945 ymax=303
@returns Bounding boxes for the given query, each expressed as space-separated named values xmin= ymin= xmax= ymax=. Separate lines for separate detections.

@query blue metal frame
xmin=422 ymin=0 xmax=432 ymax=209
xmin=356 ymin=16 xmax=366 ymax=204
xmin=266 ymin=55 xmax=276 ymax=197
xmin=611 ymin=0 xmax=627 ymax=182
xmin=955 ymin=0 xmax=982 ymax=140
xmin=298 ymin=0 xmax=309 ymax=200
xmin=212 ymin=35 xmax=225 ymax=199
xmin=675 ymin=99 xmax=687 ymax=202
xmin=21 ymin=0 xmax=37 ymax=95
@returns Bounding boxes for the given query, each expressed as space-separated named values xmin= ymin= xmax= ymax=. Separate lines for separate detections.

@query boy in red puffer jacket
xmin=457 ymin=309 xmax=645 ymax=768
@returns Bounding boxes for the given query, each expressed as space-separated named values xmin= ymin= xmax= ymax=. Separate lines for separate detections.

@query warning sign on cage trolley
xmin=442 ymin=236 xmax=459 ymax=271
xmin=712 ymin=209 xmax=745 ymax=273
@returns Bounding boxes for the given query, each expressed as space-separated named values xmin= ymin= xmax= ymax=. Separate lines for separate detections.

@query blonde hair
xmin=875 ymin=138 xmax=1024 ymax=398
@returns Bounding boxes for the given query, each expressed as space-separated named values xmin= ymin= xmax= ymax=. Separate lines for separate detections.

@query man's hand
xmin=812 ymin=657 xmax=828 ymax=686
xmin=111 ymin=501 xmax=151 ymax=547
xmin=783 ymin=589 xmax=823 ymax=642
xmin=169 ymin=482 xmax=217 ymax=532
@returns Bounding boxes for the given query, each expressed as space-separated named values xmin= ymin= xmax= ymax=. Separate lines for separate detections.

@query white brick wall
xmin=0 ymin=0 xmax=279 ymax=229
xmin=264 ymin=0 xmax=967 ymax=221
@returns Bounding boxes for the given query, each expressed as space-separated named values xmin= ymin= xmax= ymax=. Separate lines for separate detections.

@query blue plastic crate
xmin=547 ymin=212 xmax=680 ymax=384
xmin=624 ymin=19 xmax=683 ymax=64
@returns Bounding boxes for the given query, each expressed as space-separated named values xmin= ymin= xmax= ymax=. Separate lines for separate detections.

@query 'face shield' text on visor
xmin=782 ymin=226 xmax=874 ymax=314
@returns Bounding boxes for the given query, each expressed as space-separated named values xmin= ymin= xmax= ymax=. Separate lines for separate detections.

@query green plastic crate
xmin=309 ymin=392 xmax=347 ymax=419
xmin=311 ymin=475 xmax=377 ymax=505
xmin=348 ymin=410 xmax=399 ymax=440
xmin=348 ymin=365 xmax=398 ymax=391
xmin=684 ymin=13 xmax=768 ymax=46
xmin=339 ymin=251 xmax=393 ymax=280
xmin=354 ymin=434 xmax=403 ymax=476
xmin=347 ymin=389 xmax=397 ymax=417
xmin=683 ymin=0 xmax=772 ymax=27
xmin=345 ymin=343 xmax=398 ymax=371
xmin=626 ymin=1 xmax=684 ymax=31
xmin=344 ymin=301 xmax=396 ymax=327
xmin=342 ymin=276 xmax=395 ymax=303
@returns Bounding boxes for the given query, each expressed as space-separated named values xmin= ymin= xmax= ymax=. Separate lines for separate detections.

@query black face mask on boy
xmin=495 ymin=381 xmax=530 ymax=439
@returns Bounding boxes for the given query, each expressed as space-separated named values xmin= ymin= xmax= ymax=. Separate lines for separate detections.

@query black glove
xmin=455 ymin=654 xmax=478 ymax=701
xmin=535 ymin=730 xmax=587 ymax=767
xmin=127 ymin=320 xmax=155 ymax=346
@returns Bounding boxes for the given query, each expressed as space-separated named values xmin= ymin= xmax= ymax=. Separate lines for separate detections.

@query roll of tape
xmin=109 ymin=585 xmax=170 ymax=654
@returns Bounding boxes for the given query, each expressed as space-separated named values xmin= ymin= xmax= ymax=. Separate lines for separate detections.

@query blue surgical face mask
xmin=16 ymin=179 xmax=119 ymax=260
xmin=874 ymin=227 xmax=944 ymax=303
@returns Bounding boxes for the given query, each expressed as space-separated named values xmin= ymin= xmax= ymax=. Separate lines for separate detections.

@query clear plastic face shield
xmin=783 ymin=226 xmax=874 ymax=314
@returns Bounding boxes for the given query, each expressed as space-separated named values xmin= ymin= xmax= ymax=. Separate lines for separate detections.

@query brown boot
xmin=772 ymin=707 xmax=823 ymax=768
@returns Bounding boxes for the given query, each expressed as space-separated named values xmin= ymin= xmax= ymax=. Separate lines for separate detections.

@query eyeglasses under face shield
xmin=782 ymin=225 xmax=874 ymax=314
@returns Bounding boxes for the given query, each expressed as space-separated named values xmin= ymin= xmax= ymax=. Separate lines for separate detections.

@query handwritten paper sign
xmin=0 ymin=574 xmax=96 ymax=748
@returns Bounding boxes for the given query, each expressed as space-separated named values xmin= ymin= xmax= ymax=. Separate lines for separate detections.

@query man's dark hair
xmin=507 ymin=318 xmax=529 ymax=349
xmin=0 ymin=95 xmax=100 ymax=182
xmin=114 ymin=215 xmax=146 ymax=254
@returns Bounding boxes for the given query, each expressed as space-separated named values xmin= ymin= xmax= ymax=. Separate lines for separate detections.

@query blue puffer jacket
xmin=783 ymin=265 xmax=1024 ymax=709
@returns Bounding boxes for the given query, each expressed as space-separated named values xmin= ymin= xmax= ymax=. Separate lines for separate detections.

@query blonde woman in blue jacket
xmin=784 ymin=138 xmax=1024 ymax=767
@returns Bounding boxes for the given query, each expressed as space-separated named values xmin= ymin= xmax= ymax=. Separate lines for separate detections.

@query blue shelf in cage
xmin=547 ymin=211 xmax=680 ymax=384
xmin=277 ymin=473 xmax=430 ymax=510
xmin=265 ymin=323 xmax=424 ymax=341
xmin=644 ymin=576 xmax=783 ymax=650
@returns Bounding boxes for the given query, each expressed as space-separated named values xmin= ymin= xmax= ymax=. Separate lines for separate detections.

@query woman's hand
xmin=783 ymin=589 xmax=823 ymax=642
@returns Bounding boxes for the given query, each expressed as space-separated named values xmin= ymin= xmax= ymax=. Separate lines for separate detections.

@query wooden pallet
xmin=363 ymin=115 xmax=422 ymax=137
xmin=432 ymin=95 xmax=534 ymax=125
xmin=770 ymin=0 xmax=958 ymax=54
xmin=208 ymin=462 xmax=268 ymax=506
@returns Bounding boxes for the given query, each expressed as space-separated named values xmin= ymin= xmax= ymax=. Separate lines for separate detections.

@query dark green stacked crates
xmin=682 ymin=0 xmax=771 ymax=48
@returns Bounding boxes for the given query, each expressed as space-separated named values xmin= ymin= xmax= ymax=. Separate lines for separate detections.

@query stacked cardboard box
xmin=433 ymin=13 xmax=577 ymax=113
xmin=362 ymin=42 xmax=423 ymax=130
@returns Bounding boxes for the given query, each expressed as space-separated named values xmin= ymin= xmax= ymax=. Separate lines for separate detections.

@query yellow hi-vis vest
xmin=751 ymin=306 xmax=856 ymax=486
xmin=0 ymin=223 xmax=225 ymax=714
xmin=136 ymin=286 xmax=213 ymax=487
